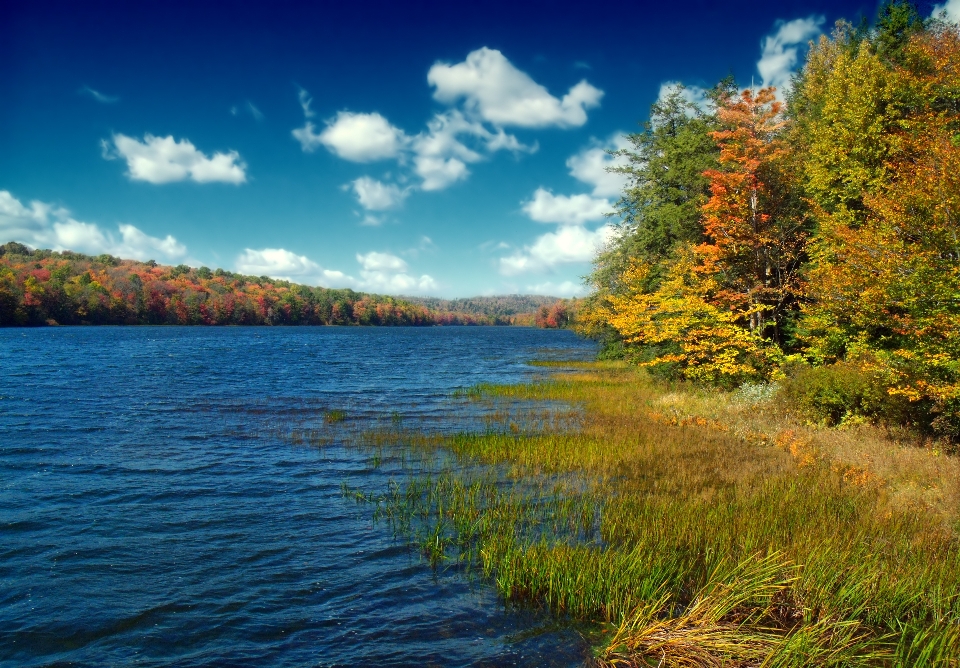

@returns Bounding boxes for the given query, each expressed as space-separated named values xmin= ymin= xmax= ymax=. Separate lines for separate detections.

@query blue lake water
xmin=0 ymin=326 xmax=596 ymax=667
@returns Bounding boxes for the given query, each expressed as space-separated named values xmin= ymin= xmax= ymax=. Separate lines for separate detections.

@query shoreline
xmin=347 ymin=360 xmax=960 ymax=665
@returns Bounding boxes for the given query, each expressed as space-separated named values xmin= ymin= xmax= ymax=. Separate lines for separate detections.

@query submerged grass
xmin=339 ymin=361 xmax=960 ymax=666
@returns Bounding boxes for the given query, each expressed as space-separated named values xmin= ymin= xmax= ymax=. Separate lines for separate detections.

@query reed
xmin=339 ymin=362 xmax=960 ymax=666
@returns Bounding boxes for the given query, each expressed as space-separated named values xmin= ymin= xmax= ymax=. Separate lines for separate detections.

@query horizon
xmin=2 ymin=0 xmax=957 ymax=298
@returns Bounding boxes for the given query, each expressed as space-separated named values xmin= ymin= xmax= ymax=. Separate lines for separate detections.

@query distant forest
xmin=402 ymin=295 xmax=577 ymax=327
xmin=0 ymin=242 xmax=574 ymax=328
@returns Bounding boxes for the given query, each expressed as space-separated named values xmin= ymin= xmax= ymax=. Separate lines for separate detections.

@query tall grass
xmin=338 ymin=362 xmax=960 ymax=666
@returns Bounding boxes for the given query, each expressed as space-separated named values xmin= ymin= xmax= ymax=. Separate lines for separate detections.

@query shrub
xmin=777 ymin=363 xmax=911 ymax=427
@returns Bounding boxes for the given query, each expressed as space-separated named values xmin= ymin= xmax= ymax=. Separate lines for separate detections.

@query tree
xmin=699 ymin=87 xmax=808 ymax=345
xmin=579 ymin=84 xmax=723 ymax=354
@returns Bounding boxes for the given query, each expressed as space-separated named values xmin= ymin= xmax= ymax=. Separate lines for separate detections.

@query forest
xmin=0 ymin=242 xmax=577 ymax=328
xmin=579 ymin=4 xmax=960 ymax=440
xmin=0 ymin=242 xmax=454 ymax=327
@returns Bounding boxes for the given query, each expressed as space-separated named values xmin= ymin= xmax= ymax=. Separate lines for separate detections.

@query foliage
xmin=534 ymin=299 xmax=577 ymax=329
xmin=399 ymin=294 xmax=569 ymax=326
xmin=699 ymin=86 xmax=808 ymax=345
xmin=606 ymin=251 xmax=783 ymax=386
xmin=582 ymin=11 xmax=960 ymax=439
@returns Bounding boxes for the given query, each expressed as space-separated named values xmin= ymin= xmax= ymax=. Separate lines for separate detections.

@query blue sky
xmin=2 ymin=0 xmax=956 ymax=297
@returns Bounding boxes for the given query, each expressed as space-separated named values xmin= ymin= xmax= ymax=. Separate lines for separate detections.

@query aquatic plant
xmin=331 ymin=361 xmax=960 ymax=665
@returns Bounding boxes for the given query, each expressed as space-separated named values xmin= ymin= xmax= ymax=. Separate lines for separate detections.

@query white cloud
xmin=350 ymin=176 xmax=407 ymax=210
xmin=525 ymin=280 xmax=587 ymax=297
xmin=522 ymin=188 xmax=610 ymax=226
xmin=566 ymin=134 xmax=630 ymax=198
xmin=410 ymin=109 xmax=534 ymax=190
xmin=758 ymin=16 xmax=825 ymax=94
xmin=295 ymin=110 xmax=408 ymax=161
xmin=0 ymin=190 xmax=186 ymax=260
xmin=932 ymin=0 xmax=960 ymax=21
xmin=656 ymin=82 xmax=711 ymax=113
xmin=80 ymin=86 xmax=119 ymax=104
xmin=233 ymin=247 xmax=437 ymax=295
xmin=103 ymin=133 xmax=247 ymax=184
xmin=427 ymin=47 xmax=603 ymax=128
xmin=499 ymin=224 xmax=614 ymax=275
xmin=356 ymin=251 xmax=437 ymax=294
xmin=235 ymin=247 xmax=353 ymax=286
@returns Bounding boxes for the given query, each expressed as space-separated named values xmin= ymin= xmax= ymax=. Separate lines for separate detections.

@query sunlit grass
xmin=327 ymin=361 xmax=960 ymax=665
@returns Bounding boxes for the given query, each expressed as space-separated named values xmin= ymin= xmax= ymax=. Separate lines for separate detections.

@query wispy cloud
xmin=499 ymin=224 xmax=613 ymax=276
xmin=294 ymin=110 xmax=408 ymax=160
xmin=349 ymin=176 xmax=408 ymax=211
xmin=79 ymin=85 xmax=119 ymax=104
xmin=231 ymin=101 xmax=264 ymax=121
xmin=522 ymin=188 xmax=611 ymax=226
xmin=102 ymin=133 xmax=247 ymax=185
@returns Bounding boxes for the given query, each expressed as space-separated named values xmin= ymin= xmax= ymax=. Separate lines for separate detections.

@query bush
xmin=777 ymin=363 xmax=911 ymax=427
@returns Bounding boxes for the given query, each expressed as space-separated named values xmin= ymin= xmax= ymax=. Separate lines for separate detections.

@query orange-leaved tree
xmin=699 ymin=86 xmax=808 ymax=345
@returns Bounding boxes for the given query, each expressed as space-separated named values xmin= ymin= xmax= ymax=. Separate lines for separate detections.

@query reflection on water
xmin=0 ymin=326 xmax=594 ymax=667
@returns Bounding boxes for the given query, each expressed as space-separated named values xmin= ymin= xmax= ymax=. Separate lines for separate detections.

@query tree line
xmin=578 ymin=3 xmax=960 ymax=439
xmin=0 ymin=243 xmax=481 ymax=327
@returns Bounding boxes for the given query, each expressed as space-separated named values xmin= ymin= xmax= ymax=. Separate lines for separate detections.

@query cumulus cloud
xmin=0 ymin=190 xmax=186 ymax=260
xmin=102 ymin=133 xmax=247 ymax=184
xmin=294 ymin=111 xmax=407 ymax=161
xmin=499 ymin=224 xmax=613 ymax=275
xmin=522 ymin=188 xmax=610 ymax=226
xmin=233 ymin=247 xmax=437 ymax=295
xmin=356 ymin=251 xmax=437 ymax=294
xmin=566 ymin=134 xmax=631 ymax=198
xmin=79 ymin=86 xmax=119 ymax=104
xmin=932 ymin=0 xmax=960 ymax=21
xmin=411 ymin=109 xmax=534 ymax=190
xmin=291 ymin=47 xmax=592 ymax=202
xmin=234 ymin=247 xmax=352 ymax=286
xmin=350 ymin=176 xmax=408 ymax=210
xmin=428 ymin=47 xmax=603 ymax=128
xmin=757 ymin=16 xmax=825 ymax=94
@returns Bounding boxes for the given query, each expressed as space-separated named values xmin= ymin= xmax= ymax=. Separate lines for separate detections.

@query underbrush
xmin=338 ymin=362 xmax=960 ymax=666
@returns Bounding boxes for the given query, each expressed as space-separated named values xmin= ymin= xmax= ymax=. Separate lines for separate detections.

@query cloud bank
xmin=0 ymin=190 xmax=187 ymax=261
xmin=234 ymin=247 xmax=437 ymax=295
xmin=500 ymin=135 xmax=627 ymax=279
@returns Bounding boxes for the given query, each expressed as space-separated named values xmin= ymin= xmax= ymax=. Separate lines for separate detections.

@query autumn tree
xmin=579 ymin=83 xmax=724 ymax=355
xmin=803 ymin=26 xmax=960 ymax=436
xmin=699 ymin=87 xmax=808 ymax=345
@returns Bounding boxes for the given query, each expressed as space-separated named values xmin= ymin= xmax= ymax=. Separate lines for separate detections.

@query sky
xmin=2 ymin=0 xmax=958 ymax=298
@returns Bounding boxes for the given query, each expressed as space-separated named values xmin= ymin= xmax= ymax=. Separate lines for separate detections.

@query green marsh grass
xmin=330 ymin=362 xmax=960 ymax=665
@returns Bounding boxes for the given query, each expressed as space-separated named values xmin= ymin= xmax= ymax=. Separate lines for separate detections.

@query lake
xmin=0 ymin=326 xmax=596 ymax=667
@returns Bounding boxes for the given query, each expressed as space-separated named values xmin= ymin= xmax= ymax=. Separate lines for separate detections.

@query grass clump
xmin=343 ymin=361 xmax=960 ymax=666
